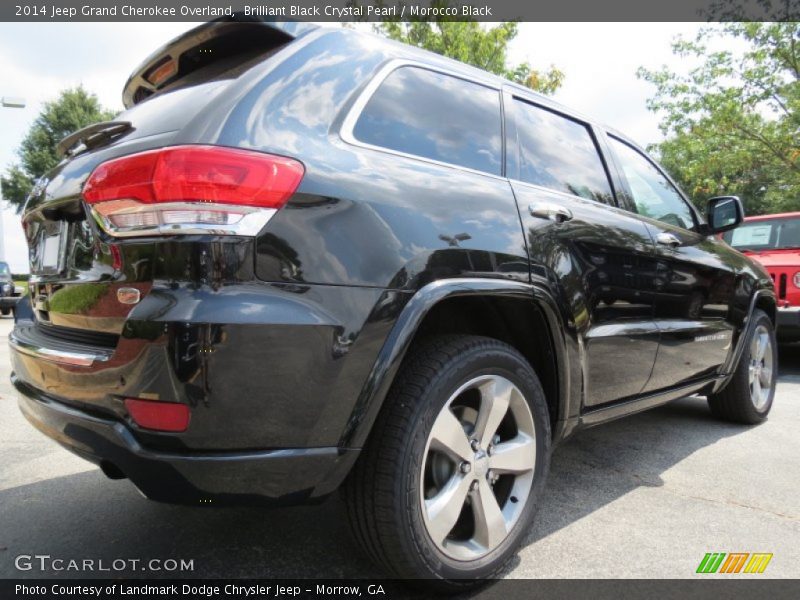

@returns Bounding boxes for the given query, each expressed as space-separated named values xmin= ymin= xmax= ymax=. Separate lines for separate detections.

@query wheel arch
xmin=340 ymin=278 xmax=570 ymax=449
xmin=713 ymin=287 xmax=777 ymax=393
xmin=755 ymin=293 xmax=776 ymax=325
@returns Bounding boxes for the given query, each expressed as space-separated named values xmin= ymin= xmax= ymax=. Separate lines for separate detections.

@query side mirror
xmin=705 ymin=196 xmax=744 ymax=234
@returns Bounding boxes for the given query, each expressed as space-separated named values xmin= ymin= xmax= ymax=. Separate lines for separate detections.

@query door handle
xmin=656 ymin=232 xmax=682 ymax=248
xmin=529 ymin=203 xmax=573 ymax=223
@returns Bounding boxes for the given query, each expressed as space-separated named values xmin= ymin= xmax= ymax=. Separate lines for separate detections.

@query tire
xmin=707 ymin=309 xmax=777 ymax=424
xmin=343 ymin=335 xmax=551 ymax=588
xmin=1 ymin=308 xmax=9 ymax=316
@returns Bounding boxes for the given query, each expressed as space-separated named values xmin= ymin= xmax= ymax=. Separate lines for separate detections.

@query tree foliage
xmin=1 ymin=86 xmax=116 ymax=212
xmin=638 ymin=22 xmax=800 ymax=215
xmin=372 ymin=3 xmax=563 ymax=94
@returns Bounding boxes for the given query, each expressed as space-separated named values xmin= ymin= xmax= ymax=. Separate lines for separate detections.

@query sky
xmin=0 ymin=21 xmax=708 ymax=273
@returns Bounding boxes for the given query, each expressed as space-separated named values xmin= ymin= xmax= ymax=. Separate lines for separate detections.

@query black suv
xmin=10 ymin=20 xmax=777 ymax=585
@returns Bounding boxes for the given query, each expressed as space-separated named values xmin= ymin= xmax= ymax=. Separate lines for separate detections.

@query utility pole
xmin=1 ymin=96 xmax=27 ymax=262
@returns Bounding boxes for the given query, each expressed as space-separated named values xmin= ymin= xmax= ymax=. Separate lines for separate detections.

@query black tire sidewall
xmin=397 ymin=343 xmax=551 ymax=581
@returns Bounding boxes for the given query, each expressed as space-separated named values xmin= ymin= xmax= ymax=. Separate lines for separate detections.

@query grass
xmin=48 ymin=284 xmax=109 ymax=314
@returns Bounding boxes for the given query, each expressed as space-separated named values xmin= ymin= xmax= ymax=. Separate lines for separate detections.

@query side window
xmin=352 ymin=67 xmax=502 ymax=175
xmin=609 ymin=137 xmax=696 ymax=230
xmin=513 ymin=99 xmax=614 ymax=203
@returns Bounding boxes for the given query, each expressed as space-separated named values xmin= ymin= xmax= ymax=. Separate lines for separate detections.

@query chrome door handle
xmin=656 ymin=232 xmax=682 ymax=247
xmin=529 ymin=203 xmax=573 ymax=223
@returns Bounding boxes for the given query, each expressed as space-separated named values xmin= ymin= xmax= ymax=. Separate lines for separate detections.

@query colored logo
xmin=696 ymin=552 xmax=773 ymax=574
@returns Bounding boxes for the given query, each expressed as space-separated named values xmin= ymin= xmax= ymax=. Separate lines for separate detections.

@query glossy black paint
xmin=15 ymin=376 xmax=357 ymax=505
xmin=11 ymin=22 xmax=776 ymax=505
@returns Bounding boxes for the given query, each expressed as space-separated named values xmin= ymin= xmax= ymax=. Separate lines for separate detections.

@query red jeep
xmin=722 ymin=211 xmax=800 ymax=342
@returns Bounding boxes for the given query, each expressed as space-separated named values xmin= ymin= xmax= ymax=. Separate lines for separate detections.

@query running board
xmin=579 ymin=376 xmax=725 ymax=428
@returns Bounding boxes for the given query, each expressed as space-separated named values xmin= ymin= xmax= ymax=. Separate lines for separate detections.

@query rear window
xmin=723 ymin=217 xmax=800 ymax=251
xmin=352 ymin=66 xmax=502 ymax=175
xmin=125 ymin=22 xmax=294 ymax=107
xmin=513 ymin=99 xmax=613 ymax=203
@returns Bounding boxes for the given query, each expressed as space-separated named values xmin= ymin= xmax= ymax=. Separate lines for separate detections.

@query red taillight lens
xmin=124 ymin=398 xmax=191 ymax=433
xmin=83 ymin=145 xmax=304 ymax=237
xmin=109 ymin=244 xmax=122 ymax=271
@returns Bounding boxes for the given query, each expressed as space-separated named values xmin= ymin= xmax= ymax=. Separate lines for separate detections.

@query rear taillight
xmin=125 ymin=398 xmax=190 ymax=432
xmin=83 ymin=145 xmax=304 ymax=237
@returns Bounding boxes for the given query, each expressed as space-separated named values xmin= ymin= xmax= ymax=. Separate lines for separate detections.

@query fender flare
xmin=339 ymin=277 xmax=571 ymax=448
xmin=713 ymin=287 xmax=776 ymax=393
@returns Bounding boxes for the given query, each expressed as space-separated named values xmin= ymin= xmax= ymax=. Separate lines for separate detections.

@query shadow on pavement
xmin=2 ymin=343 xmax=797 ymax=579
xmin=0 ymin=470 xmax=380 ymax=579
xmin=778 ymin=342 xmax=800 ymax=377
xmin=522 ymin=397 xmax=750 ymax=548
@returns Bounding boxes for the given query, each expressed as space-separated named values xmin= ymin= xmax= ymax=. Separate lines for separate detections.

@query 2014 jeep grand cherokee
xmin=10 ymin=19 xmax=778 ymax=585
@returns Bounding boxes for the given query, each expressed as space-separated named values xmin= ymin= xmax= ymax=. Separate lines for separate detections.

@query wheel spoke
xmin=760 ymin=366 xmax=772 ymax=387
xmin=472 ymin=478 xmax=507 ymax=550
xmin=424 ymin=474 xmax=472 ymax=544
xmin=474 ymin=377 xmax=512 ymax=448
xmin=429 ymin=409 xmax=472 ymax=462
xmin=752 ymin=377 xmax=762 ymax=403
xmin=756 ymin=333 xmax=768 ymax=361
xmin=489 ymin=433 xmax=535 ymax=474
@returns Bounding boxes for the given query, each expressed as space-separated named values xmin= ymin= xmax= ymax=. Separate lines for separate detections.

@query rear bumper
xmin=13 ymin=375 xmax=359 ymax=506
xmin=776 ymin=306 xmax=800 ymax=341
xmin=7 ymin=283 xmax=395 ymax=451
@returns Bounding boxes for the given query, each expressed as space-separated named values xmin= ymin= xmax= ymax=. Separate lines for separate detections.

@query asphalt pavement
xmin=1 ymin=316 xmax=798 ymax=580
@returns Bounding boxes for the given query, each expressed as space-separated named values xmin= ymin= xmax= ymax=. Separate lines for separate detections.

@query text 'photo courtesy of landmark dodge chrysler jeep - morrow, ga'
xmin=10 ymin=18 xmax=778 ymax=586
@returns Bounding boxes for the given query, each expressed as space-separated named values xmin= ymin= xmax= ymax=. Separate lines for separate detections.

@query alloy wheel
xmin=419 ymin=374 xmax=536 ymax=560
xmin=748 ymin=324 xmax=773 ymax=410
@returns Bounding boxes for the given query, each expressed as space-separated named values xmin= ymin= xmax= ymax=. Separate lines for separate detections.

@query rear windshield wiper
xmin=56 ymin=121 xmax=134 ymax=158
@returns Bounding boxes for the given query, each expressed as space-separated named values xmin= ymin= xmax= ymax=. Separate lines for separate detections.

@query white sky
xmin=0 ymin=21 xmax=708 ymax=273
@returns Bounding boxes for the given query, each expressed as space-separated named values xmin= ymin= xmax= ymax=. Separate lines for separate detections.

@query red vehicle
xmin=722 ymin=211 xmax=800 ymax=342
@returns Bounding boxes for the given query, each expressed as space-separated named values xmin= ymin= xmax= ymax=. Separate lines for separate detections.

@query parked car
xmin=722 ymin=211 xmax=800 ymax=342
xmin=0 ymin=261 xmax=20 ymax=316
xmin=10 ymin=18 xmax=778 ymax=586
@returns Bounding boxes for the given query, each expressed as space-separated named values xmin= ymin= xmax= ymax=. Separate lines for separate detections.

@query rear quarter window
xmin=352 ymin=66 xmax=502 ymax=176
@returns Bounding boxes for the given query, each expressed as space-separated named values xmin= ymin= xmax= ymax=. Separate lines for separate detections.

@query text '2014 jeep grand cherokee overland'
xmin=10 ymin=18 xmax=778 ymax=586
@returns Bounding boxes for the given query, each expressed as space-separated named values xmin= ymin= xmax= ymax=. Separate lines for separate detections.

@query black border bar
xmin=2 ymin=0 xmax=799 ymax=22
xmin=4 ymin=579 xmax=800 ymax=600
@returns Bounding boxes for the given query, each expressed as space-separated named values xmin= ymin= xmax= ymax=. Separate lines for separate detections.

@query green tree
xmin=371 ymin=2 xmax=563 ymax=94
xmin=638 ymin=23 xmax=800 ymax=215
xmin=1 ymin=86 xmax=116 ymax=212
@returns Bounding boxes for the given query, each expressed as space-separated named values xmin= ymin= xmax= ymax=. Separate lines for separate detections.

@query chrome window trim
xmin=339 ymin=59 xmax=506 ymax=181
